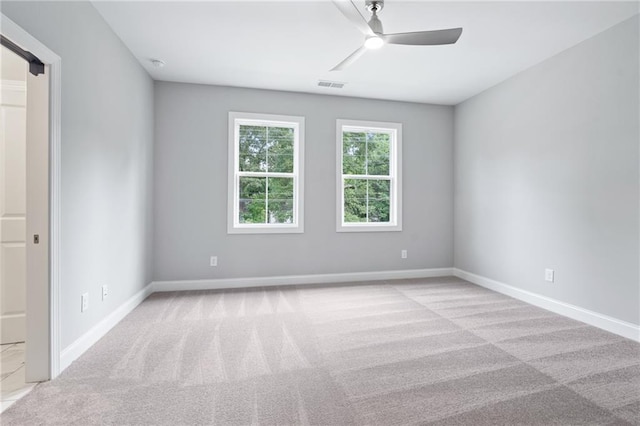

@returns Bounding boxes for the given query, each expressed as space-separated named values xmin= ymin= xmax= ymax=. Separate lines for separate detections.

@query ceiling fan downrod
xmin=367 ymin=3 xmax=384 ymax=35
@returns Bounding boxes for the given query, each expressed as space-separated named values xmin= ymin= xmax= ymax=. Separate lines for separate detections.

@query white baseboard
xmin=59 ymin=269 xmax=450 ymax=373
xmin=152 ymin=268 xmax=453 ymax=292
xmin=453 ymin=268 xmax=640 ymax=342
xmin=59 ymin=283 xmax=154 ymax=373
xmin=56 ymin=267 xmax=638 ymax=375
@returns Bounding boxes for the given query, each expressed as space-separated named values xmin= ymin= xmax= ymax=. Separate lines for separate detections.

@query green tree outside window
xmin=238 ymin=125 xmax=295 ymax=224
xmin=342 ymin=130 xmax=391 ymax=223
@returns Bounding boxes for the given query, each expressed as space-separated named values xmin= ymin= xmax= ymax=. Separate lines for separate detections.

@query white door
xmin=1 ymin=18 xmax=58 ymax=382
xmin=0 ymin=78 xmax=27 ymax=344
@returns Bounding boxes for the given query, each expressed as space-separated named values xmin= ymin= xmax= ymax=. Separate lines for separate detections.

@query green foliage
xmin=368 ymin=179 xmax=390 ymax=222
xmin=239 ymin=177 xmax=266 ymax=223
xmin=267 ymin=177 xmax=294 ymax=223
xmin=342 ymin=131 xmax=389 ymax=175
xmin=239 ymin=126 xmax=294 ymax=173
xmin=344 ymin=179 xmax=367 ymax=223
xmin=343 ymin=179 xmax=390 ymax=223
xmin=342 ymin=131 xmax=391 ymax=223
xmin=238 ymin=125 xmax=295 ymax=224
xmin=236 ymin=125 xmax=392 ymax=225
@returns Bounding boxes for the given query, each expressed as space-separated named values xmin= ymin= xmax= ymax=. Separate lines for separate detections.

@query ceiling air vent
xmin=318 ymin=80 xmax=346 ymax=89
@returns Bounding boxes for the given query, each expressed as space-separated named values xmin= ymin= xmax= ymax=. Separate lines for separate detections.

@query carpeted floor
xmin=2 ymin=277 xmax=639 ymax=425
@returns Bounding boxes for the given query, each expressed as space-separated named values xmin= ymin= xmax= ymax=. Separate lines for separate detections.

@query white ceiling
xmin=93 ymin=1 xmax=639 ymax=105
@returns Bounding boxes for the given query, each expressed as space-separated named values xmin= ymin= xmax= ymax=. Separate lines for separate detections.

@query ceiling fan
xmin=331 ymin=0 xmax=463 ymax=71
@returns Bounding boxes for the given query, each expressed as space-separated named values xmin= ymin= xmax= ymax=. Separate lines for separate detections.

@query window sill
xmin=228 ymin=225 xmax=304 ymax=235
xmin=336 ymin=224 xmax=402 ymax=233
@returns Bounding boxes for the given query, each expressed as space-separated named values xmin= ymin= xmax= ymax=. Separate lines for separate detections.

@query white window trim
xmin=228 ymin=111 xmax=305 ymax=234
xmin=336 ymin=119 xmax=402 ymax=233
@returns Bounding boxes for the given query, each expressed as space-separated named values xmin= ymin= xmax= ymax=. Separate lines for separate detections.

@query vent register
xmin=318 ymin=80 xmax=346 ymax=89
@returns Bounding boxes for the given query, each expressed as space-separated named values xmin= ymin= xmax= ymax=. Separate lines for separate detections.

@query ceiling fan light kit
xmin=331 ymin=0 xmax=463 ymax=71
xmin=364 ymin=36 xmax=383 ymax=49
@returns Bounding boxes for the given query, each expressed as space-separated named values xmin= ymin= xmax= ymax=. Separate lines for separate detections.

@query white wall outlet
xmin=81 ymin=293 xmax=89 ymax=312
xmin=401 ymin=250 xmax=408 ymax=259
xmin=102 ymin=285 xmax=108 ymax=301
xmin=545 ymin=269 xmax=555 ymax=282
xmin=210 ymin=256 xmax=218 ymax=267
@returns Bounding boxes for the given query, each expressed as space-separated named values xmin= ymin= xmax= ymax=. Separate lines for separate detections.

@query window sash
xmin=229 ymin=112 xmax=304 ymax=233
xmin=337 ymin=119 xmax=401 ymax=232
xmin=342 ymin=129 xmax=392 ymax=177
xmin=341 ymin=176 xmax=394 ymax=224
xmin=341 ymin=131 xmax=396 ymax=226
xmin=234 ymin=132 xmax=298 ymax=227
xmin=237 ymin=123 xmax=296 ymax=174
xmin=235 ymin=174 xmax=298 ymax=225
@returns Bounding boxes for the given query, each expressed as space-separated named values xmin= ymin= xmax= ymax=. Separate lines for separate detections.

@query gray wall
xmin=154 ymin=82 xmax=454 ymax=281
xmin=454 ymin=16 xmax=639 ymax=325
xmin=2 ymin=2 xmax=155 ymax=348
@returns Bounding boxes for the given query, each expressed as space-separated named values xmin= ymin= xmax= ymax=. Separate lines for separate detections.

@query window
xmin=228 ymin=112 xmax=304 ymax=234
xmin=336 ymin=119 xmax=402 ymax=232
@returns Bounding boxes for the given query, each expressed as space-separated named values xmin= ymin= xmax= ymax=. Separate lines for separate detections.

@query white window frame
xmin=228 ymin=111 xmax=304 ymax=234
xmin=336 ymin=119 xmax=402 ymax=232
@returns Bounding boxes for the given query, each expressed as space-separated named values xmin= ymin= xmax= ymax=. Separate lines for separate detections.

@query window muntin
xmin=228 ymin=112 xmax=304 ymax=233
xmin=337 ymin=120 xmax=402 ymax=232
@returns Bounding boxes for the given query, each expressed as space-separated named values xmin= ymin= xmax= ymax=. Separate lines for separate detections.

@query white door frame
xmin=1 ymin=13 xmax=62 ymax=380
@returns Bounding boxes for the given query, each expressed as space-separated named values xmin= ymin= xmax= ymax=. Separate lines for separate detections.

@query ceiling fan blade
xmin=382 ymin=28 xmax=463 ymax=46
xmin=331 ymin=0 xmax=374 ymax=36
xmin=331 ymin=45 xmax=367 ymax=71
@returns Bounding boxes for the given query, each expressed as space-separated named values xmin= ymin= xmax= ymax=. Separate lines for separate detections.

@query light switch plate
xmin=81 ymin=293 xmax=89 ymax=312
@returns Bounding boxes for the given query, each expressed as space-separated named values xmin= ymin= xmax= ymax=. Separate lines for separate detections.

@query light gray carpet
xmin=2 ymin=277 xmax=639 ymax=425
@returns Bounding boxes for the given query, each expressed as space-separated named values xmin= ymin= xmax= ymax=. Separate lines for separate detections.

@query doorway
xmin=0 ymin=14 xmax=62 ymax=411
xmin=0 ymin=41 xmax=48 ymax=409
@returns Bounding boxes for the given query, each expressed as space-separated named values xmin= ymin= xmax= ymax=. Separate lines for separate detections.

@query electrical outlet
xmin=401 ymin=250 xmax=408 ymax=259
xmin=81 ymin=293 xmax=89 ymax=312
xmin=102 ymin=285 xmax=108 ymax=301
xmin=210 ymin=256 xmax=218 ymax=267
xmin=545 ymin=269 xmax=555 ymax=282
